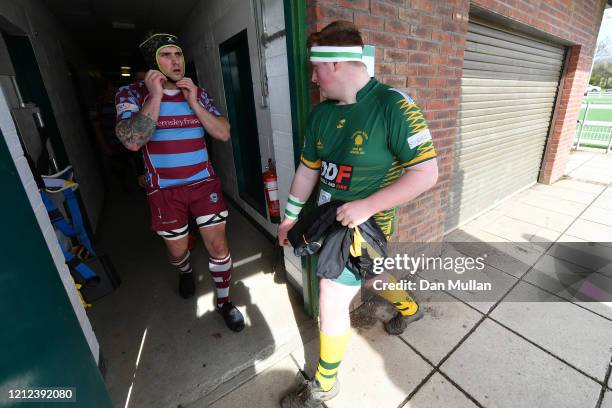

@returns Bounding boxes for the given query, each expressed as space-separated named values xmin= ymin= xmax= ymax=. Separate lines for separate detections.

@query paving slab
xmin=440 ymin=318 xmax=601 ymax=408
xmin=447 ymin=239 xmax=543 ymax=278
xmin=603 ymin=390 xmax=612 ymax=408
xmin=579 ymin=205 xmax=612 ymax=227
xmin=404 ymin=373 xmax=478 ymax=408
xmin=567 ymin=152 xmax=612 ymax=184
xmin=490 ymin=281 xmax=612 ymax=382
xmin=481 ymin=215 xmax=560 ymax=251
xmin=519 ymin=190 xmax=588 ymax=217
xmin=530 ymin=183 xmax=600 ymax=204
xmin=565 ymin=219 xmax=612 ymax=247
xmin=208 ymin=355 xmax=300 ymax=408
xmin=570 ymin=169 xmax=612 ymax=184
xmin=593 ymin=195 xmax=612 ymax=211
xmin=415 ymin=246 xmax=518 ymax=314
xmin=564 ymin=150 xmax=595 ymax=175
xmin=553 ymin=179 xmax=607 ymax=194
xmin=445 ymin=228 xmax=493 ymax=243
xmin=571 ymin=159 xmax=612 ymax=170
xmin=576 ymin=157 xmax=612 ymax=165
xmin=502 ymin=202 xmax=576 ymax=232
xmin=522 ymin=254 xmax=612 ymax=319
xmin=545 ymin=241 xmax=612 ymax=277
xmin=556 ymin=233 xmax=589 ymax=242
xmin=291 ymin=325 xmax=433 ymax=408
xmin=456 ymin=207 xmax=507 ymax=231
xmin=449 ymin=226 xmax=513 ymax=244
xmin=399 ymin=292 xmax=483 ymax=365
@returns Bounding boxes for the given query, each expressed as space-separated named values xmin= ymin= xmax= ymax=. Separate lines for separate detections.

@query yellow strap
xmin=350 ymin=227 xmax=364 ymax=257
xmin=75 ymin=283 xmax=92 ymax=309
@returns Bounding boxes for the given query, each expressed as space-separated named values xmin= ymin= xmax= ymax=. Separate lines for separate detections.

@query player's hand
xmin=144 ymin=70 xmax=166 ymax=98
xmin=278 ymin=217 xmax=297 ymax=246
xmin=176 ymin=77 xmax=198 ymax=105
xmin=336 ymin=199 xmax=375 ymax=229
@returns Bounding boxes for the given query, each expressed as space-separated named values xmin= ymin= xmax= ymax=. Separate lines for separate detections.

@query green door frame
xmin=283 ymin=0 xmax=319 ymax=317
xmin=0 ymin=130 xmax=112 ymax=406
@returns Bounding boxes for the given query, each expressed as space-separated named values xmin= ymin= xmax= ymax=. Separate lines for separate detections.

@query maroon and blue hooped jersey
xmin=115 ymin=81 xmax=222 ymax=189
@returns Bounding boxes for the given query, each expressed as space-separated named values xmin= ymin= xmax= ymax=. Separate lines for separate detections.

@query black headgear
xmin=139 ymin=33 xmax=185 ymax=81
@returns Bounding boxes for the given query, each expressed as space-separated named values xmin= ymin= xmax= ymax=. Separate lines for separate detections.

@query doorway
xmin=219 ymin=29 xmax=267 ymax=217
xmin=3 ymin=33 xmax=68 ymax=169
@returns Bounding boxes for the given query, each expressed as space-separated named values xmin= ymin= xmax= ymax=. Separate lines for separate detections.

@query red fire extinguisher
xmin=263 ymin=158 xmax=281 ymax=223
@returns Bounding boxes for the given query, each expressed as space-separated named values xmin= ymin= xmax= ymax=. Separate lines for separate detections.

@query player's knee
xmin=209 ymin=238 xmax=228 ymax=258
xmin=320 ymin=278 xmax=335 ymax=295
xmin=319 ymin=279 xmax=345 ymax=314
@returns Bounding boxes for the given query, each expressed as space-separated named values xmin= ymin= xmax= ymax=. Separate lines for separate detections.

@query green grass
xmin=579 ymin=109 xmax=612 ymax=121
xmin=576 ymin=94 xmax=612 ymax=149
xmin=579 ymin=93 xmax=612 ymax=122
xmin=584 ymin=93 xmax=612 ymax=104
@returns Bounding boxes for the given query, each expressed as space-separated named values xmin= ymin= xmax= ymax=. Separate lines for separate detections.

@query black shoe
xmin=280 ymin=378 xmax=339 ymax=408
xmin=384 ymin=307 xmax=424 ymax=335
xmin=179 ymin=273 xmax=195 ymax=299
xmin=217 ymin=301 xmax=245 ymax=332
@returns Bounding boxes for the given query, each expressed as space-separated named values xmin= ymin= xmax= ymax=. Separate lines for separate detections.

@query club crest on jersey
xmin=320 ymin=161 xmax=352 ymax=191
xmin=337 ymin=119 xmax=346 ymax=128
xmin=210 ymin=192 xmax=218 ymax=203
xmin=351 ymin=131 xmax=368 ymax=155
xmin=316 ymin=139 xmax=323 ymax=150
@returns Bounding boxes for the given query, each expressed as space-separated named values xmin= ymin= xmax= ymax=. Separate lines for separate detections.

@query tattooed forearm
xmin=115 ymin=112 xmax=157 ymax=151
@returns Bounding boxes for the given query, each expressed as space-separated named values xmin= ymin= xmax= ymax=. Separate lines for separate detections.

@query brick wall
xmin=306 ymin=0 xmax=469 ymax=243
xmin=305 ymin=0 xmax=606 ymax=241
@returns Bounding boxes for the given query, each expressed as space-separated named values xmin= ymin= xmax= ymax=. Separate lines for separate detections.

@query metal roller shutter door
xmin=446 ymin=20 xmax=565 ymax=231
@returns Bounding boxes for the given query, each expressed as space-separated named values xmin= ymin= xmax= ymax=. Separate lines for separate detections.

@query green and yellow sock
xmin=377 ymin=274 xmax=419 ymax=317
xmin=314 ymin=330 xmax=350 ymax=391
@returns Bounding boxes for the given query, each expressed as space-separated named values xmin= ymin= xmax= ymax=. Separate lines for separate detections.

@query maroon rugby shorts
xmin=146 ymin=177 xmax=227 ymax=232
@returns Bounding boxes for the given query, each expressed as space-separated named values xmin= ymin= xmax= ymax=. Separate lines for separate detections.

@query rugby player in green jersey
xmin=278 ymin=21 xmax=439 ymax=407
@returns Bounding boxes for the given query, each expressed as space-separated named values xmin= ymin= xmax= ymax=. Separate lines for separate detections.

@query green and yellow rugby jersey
xmin=301 ymin=78 xmax=436 ymax=237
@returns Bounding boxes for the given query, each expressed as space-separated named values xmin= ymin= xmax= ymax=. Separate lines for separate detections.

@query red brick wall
xmin=305 ymin=0 xmax=606 ymax=241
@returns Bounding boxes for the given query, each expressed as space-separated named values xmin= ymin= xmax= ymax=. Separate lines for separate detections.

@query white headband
xmin=310 ymin=45 xmax=375 ymax=77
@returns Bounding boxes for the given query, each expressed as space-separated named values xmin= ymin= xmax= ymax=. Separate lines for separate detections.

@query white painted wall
xmin=0 ymin=0 xmax=104 ymax=231
xmin=261 ymin=0 xmax=303 ymax=288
